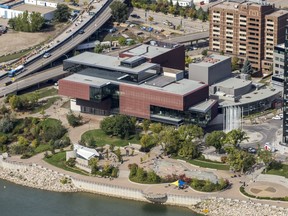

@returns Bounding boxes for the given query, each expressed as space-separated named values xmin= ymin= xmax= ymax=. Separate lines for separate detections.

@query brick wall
xmin=58 ymin=79 xmax=90 ymax=100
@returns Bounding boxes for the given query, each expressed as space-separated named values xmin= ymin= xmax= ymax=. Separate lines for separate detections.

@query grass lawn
xmin=25 ymin=87 xmax=58 ymax=99
xmin=34 ymin=144 xmax=51 ymax=154
xmin=0 ymin=49 xmax=32 ymax=63
xmin=31 ymin=96 xmax=60 ymax=113
xmin=82 ymin=129 xmax=140 ymax=147
xmin=44 ymin=151 xmax=89 ymax=176
xmin=266 ymin=164 xmax=288 ymax=178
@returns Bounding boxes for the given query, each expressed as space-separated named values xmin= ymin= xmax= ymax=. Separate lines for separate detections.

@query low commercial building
xmin=58 ymin=51 xmax=218 ymax=127
xmin=119 ymin=41 xmax=185 ymax=71
xmin=0 ymin=0 xmax=55 ymax=20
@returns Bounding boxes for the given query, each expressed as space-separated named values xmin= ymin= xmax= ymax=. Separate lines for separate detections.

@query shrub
xmin=66 ymin=158 xmax=76 ymax=167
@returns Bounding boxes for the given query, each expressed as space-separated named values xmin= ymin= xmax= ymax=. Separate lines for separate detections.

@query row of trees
xmin=8 ymin=11 xmax=45 ymax=32
xmin=8 ymin=4 xmax=70 ymax=32
xmin=131 ymin=0 xmax=208 ymax=22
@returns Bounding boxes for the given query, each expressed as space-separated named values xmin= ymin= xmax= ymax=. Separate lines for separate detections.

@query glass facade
xmin=150 ymin=105 xmax=211 ymax=127
xmin=90 ymin=84 xmax=119 ymax=102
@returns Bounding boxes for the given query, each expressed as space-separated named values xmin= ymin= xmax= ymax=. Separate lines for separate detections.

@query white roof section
xmin=74 ymin=144 xmax=99 ymax=160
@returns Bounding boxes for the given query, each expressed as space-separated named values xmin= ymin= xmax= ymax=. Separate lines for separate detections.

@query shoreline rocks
xmin=191 ymin=199 xmax=288 ymax=216
xmin=0 ymin=166 xmax=79 ymax=192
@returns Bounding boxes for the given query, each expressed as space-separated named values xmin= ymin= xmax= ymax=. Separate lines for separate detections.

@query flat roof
xmin=13 ymin=4 xmax=56 ymax=13
xmin=212 ymin=1 xmax=265 ymax=11
xmin=144 ymin=75 xmax=175 ymax=88
xmin=163 ymin=67 xmax=183 ymax=74
xmin=189 ymin=99 xmax=217 ymax=113
xmin=121 ymin=44 xmax=171 ymax=59
xmin=62 ymin=73 xmax=111 ymax=88
xmin=219 ymin=87 xmax=281 ymax=107
xmin=140 ymin=78 xmax=206 ymax=95
xmin=266 ymin=10 xmax=288 ymax=18
xmin=213 ymin=77 xmax=251 ymax=89
xmin=190 ymin=54 xmax=230 ymax=68
xmin=65 ymin=52 xmax=157 ymax=75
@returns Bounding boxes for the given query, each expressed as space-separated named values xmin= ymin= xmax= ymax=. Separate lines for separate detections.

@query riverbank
xmin=0 ymin=166 xmax=78 ymax=192
xmin=191 ymin=198 xmax=288 ymax=216
xmin=1 ymin=156 xmax=288 ymax=215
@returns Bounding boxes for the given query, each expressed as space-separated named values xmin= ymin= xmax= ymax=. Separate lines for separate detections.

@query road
xmin=0 ymin=66 xmax=67 ymax=96
xmin=0 ymin=0 xmax=117 ymax=96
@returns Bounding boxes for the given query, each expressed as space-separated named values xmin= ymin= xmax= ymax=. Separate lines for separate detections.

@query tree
xmin=66 ymin=111 xmax=82 ymax=127
xmin=241 ymin=59 xmax=253 ymax=75
xmin=148 ymin=15 xmax=154 ymax=24
xmin=258 ymin=150 xmax=273 ymax=166
xmin=140 ymin=134 xmax=155 ymax=152
xmin=0 ymin=113 xmax=14 ymax=133
xmin=9 ymin=95 xmax=21 ymax=111
xmin=88 ymin=158 xmax=99 ymax=174
xmin=110 ymin=1 xmax=129 ymax=23
xmin=40 ymin=108 xmax=46 ymax=118
xmin=227 ymin=148 xmax=255 ymax=173
xmin=100 ymin=115 xmax=135 ymax=139
xmin=115 ymin=148 xmax=122 ymax=162
xmin=205 ymin=131 xmax=226 ymax=153
xmin=54 ymin=4 xmax=70 ymax=22
xmin=220 ymin=50 xmax=224 ymax=55
xmin=66 ymin=158 xmax=76 ymax=167
xmin=178 ymin=124 xmax=203 ymax=142
xmin=142 ymin=119 xmax=151 ymax=133
xmin=30 ymin=12 xmax=45 ymax=32
xmin=201 ymin=49 xmax=208 ymax=56
xmin=149 ymin=123 xmax=163 ymax=134
xmin=225 ymin=129 xmax=249 ymax=147
xmin=118 ymin=37 xmax=127 ymax=46
xmin=94 ymin=44 xmax=104 ymax=53
xmin=232 ymin=57 xmax=239 ymax=71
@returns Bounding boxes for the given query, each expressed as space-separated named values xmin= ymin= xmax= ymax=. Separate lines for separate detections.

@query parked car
xmin=247 ymin=147 xmax=257 ymax=154
xmin=78 ymin=29 xmax=85 ymax=34
xmin=43 ymin=52 xmax=51 ymax=58
xmin=272 ymin=115 xmax=281 ymax=120
xmin=131 ymin=14 xmax=140 ymax=19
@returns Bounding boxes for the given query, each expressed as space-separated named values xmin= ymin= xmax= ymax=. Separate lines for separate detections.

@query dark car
xmin=131 ymin=14 xmax=140 ymax=19
xmin=78 ymin=29 xmax=85 ymax=34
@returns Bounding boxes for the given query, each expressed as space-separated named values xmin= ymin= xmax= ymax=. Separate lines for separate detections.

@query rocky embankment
xmin=191 ymin=199 xmax=288 ymax=216
xmin=0 ymin=166 xmax=78 ymax=192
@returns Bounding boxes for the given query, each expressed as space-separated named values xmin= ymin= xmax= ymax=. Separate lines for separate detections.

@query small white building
xmin=0 ymin=0 xmax=56 ymax=20
xmin=171 ymin=0 xmax=193 ymax=7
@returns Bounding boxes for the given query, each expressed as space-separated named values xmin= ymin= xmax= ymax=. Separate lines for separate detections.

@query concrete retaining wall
xmin=72 ymin=178 xmax=146 ymax=202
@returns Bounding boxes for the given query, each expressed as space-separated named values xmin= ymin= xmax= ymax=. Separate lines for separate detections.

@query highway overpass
xmin=0 ymin=0 xmax=116 ymax=87
xmin=163 ymin=31 xmax=209 ymax=44
xmin=0 ymin=66 xmax=68 ymax=97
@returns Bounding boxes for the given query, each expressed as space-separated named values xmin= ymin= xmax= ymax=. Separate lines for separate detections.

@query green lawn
xmin=34 ymin=144 xmax=51 ymax=154
xmin=44 ymin=151 xmax=89 ymax=175
xmin=31 ymin=96 xmax=60 ymax=113
xmin=25 ymin=87 xmax=58 ymax=99
xmin=0 ymin=49 xmax=32 ymax=63
xmin=266 ymin=164 xmax=288 ymax=178
xmin=175 ymin=157 xmax=230 ymax=170
xmin=82 ymin=129 xmax=140 ymax=147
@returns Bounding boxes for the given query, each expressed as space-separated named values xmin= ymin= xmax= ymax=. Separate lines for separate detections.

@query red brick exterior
xmin=119 ymin=45 xmax=185 ymax=70
xmin=119 ymin=84 xmax=209 ymax=119
xmin=58 ymin=79 xmax=90 ymax=100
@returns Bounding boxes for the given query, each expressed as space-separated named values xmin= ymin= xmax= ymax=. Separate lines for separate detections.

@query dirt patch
xmin=265 ymin=187 xmax=276 ymax=193
xmin=0 ymin=21 xmax=68 ymax=57
xmin=250 ymin=188 xmax=262 ymax=194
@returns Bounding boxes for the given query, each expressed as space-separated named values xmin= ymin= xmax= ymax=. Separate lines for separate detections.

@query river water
xmin=0 ymin=179 xmax=201 ymax=216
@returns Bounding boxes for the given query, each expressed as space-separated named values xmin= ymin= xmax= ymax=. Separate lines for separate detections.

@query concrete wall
xmin=70 ymin=99 xmax=81 ymax=112
xmin=208 ymin=58 xmax=231 ymax=85
xmin=0 ymin=7 xmax=54 ymax=20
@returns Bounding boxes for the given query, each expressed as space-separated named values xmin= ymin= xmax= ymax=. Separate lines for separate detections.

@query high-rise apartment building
xmin=283 ymin=26 xmax=288 ymax=143
xmin=209 ymin=0 xmax=288 ymax=73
